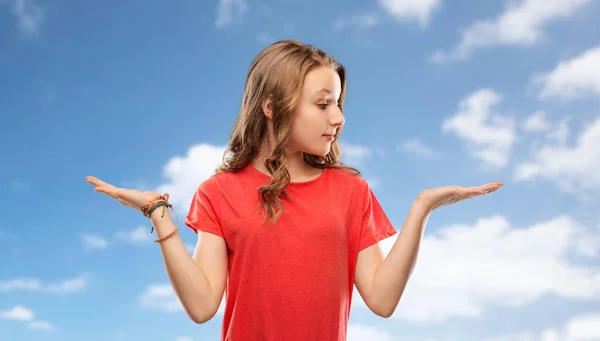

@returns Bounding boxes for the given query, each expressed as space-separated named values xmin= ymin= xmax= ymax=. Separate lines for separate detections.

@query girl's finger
xmin=94 ymin=187 xmax=131 ymax=207
xmin=485 ymin=184 xmax=501 ymax=193
xmin=86 ymin=176 xmax=117 ymax=189
xmin=94 ymin=186 xmax=119 ymax=198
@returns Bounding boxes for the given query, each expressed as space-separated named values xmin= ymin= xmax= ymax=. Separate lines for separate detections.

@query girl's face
xmin=287 ymin=66 xmax=345 ymax=157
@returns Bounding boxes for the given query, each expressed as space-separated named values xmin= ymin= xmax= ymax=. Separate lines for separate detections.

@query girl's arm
xmin=355 ymin=198 xmax=429 ymax=318
xmin=355 ymin=182 xmax=503 ymax=318
xmin=152 ymin=210 xmax=228 ymax=324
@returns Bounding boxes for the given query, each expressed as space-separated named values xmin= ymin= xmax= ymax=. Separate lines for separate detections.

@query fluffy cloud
xmin=523 ymin=111 xmax=551 ymax=133
xmin=81 ymin=226 xmax=158 ymax=249
xmin=138 ymin=284 xmax=183 ymax=313
xmin=430 ymin=0 xmax=594 ymax=62
xmin=155 ymin=144 xmax=226 ymax=215
xmin=484 ymin=313 xmax=600 ymax=341
xmin=347 ymin=324 xmax=395 ymax=341
xmin=442 ymin=89 xmax=516 ymax=168
xmin=2 ymin=0 xmax=44 ymax=37
xmin=81 ymin=233 xmax=108 ymax=251
xmin=534 ymin=46 xmax=600 ymax=100
xmin=215 ymin=0 xmax=248 ymax=29
xmin=515 ymin=117 xmax=600 ymax=193
xmin=378 ymin=0 xmax=442 ymax=27
xmin=341 ymin=142 xmax=373 ymax=166
xmin=340 ymin=142 xmax=382 ymax=188
xmin=0 ymin=305 xmax=33 ymax=321
xmin=398 ymin=138 xmax=435 ymax=157
xmin=138 ymin=284 xmax=225 ymax=315
xmin=0 ymin=305 xmax=55 ymax=331
xmin=353 ymin=214 xmax=600 ymax=323
xmin=0 ymin=274 xmax=87 ymax=294
xmin=29 ymin=320 xmax=55 ymax=330
xmin=516 ymin=47 xmax=600 ymax=193
xmin=115 ymin=226 xmax=153 ymax=244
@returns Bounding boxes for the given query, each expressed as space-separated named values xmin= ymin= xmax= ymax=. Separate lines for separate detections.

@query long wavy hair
xmin=216 ymin=40 xmax=359 ymax=223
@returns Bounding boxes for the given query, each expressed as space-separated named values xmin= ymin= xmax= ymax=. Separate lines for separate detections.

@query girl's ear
xmin=262 ymin=94 xmax=273 ymax=120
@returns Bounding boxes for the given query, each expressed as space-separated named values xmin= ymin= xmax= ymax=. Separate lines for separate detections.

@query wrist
xmin=150 ymin=207 xmax=175 ymax=235
xmin=413 ymin=194 xmax=434 ymax=214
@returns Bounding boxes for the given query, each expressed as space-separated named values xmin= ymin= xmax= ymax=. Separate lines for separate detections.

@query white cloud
xmin=81 ymin=233 xmax=108 ymax=251
xmin=430 ymin=0 xmax=594 ymax=62
xmin=514 ymin=117 xmax=600 ymax=193
xmin=341 ymin=143 xmax=372 ymax=166
xmin=174 ymin=337 xmax=194 ymax=341
xmin=29 ymin=320 xmax=55 ymax=330
xmin=44 ymin=275 xmax=88 ymax=294
xmin=139 ymin=284 xmax=182 ymax=313
xmin=523 ymin=110 xmax=551 ymax=132
xmin=340 ymin=143 xmax=382 ymax=187
xmin=215 ymin=0 xmax=248 ymax=29
xmin=155 ymin=144 xmax=226 ymax=216
xmin=0 ymin=274 xmax=87 ymax=294
xmin=378 ymin=0 xmax=442 ymax=27
xmin=544 ymin=118 xmax=570 ymax=146
xmin=333 ymin=12 xmax=379 ymax=31
xmin=0 ymin=306 xmax=55 ymax=331
xmin=442 ymin=89 xmax=516 ymax=168
xmin=0 ymin=305 xmax=34 ymax=321
xmin=2 ymin=0 xmax=44 ymax=37
xmin=0 ymin=279 xmax=39 ymax=292
xmin=484 ymin=313 xmax=600 ymax=341
xmin=347 ymin=324 xmax=395 ymax=341
xmin=139 ymin=284 xmax=225 ymax=315
xmin=534 ymin=46 xmax=600 ymax=100
xmin=353 ymin=214 xmax=600 ymax=323
xmin=398 ymin=138 xmax=435 ymax=157
xmin=115 ymin=226 xmax=153 ymax=244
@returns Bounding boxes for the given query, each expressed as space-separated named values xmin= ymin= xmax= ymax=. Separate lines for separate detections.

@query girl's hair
xmin=216 ymin=39 xmax=359 ymax=222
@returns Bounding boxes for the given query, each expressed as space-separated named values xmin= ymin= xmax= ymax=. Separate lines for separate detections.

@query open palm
xmin=85 ymin=176 xmax=162 ymax=212
xmin=418 ymin=182 xmax=503 ymax=211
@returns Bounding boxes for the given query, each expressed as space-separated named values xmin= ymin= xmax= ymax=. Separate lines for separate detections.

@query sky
xmin=1 ymin=0 xmax=600 ymax=340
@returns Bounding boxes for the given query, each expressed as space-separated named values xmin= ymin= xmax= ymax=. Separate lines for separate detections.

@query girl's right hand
xmin=85 ymin=176 xmax=162 ymax=212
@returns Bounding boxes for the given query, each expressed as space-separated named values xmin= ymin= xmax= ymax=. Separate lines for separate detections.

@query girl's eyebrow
xmin=314 ymin=88 xmax=333 ymax=96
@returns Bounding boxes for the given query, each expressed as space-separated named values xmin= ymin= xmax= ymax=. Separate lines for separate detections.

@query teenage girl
xmin=86 ymin=40 xmax=502 ymax=341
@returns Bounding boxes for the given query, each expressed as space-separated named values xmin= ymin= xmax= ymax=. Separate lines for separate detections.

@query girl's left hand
xmin=417 ymin=182 xmax=504 ymax=212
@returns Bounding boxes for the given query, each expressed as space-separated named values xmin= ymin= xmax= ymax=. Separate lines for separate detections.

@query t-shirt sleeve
xmin=183 ymin=176 xmax=224 ymax=238
xmin=358 ymin=179 xmax=397 ymax=251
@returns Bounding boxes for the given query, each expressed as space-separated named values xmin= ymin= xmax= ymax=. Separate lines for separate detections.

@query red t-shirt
xmin=184 ymin=163 xmax=397 ymax=341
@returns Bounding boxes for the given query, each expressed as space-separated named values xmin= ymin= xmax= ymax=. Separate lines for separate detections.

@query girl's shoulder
xmin=325 ymin=166 xmax=369 ymax=190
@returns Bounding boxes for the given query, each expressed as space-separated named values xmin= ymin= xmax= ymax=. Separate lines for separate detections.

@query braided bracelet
xmin=141 ymin=194 xmax=179 ymax=234
xmin=155 ymin=227 xmax=179 ymax=243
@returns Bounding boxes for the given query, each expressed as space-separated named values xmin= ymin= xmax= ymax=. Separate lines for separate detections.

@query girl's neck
xmin=252 ymin=140 xmax=322 ymax=182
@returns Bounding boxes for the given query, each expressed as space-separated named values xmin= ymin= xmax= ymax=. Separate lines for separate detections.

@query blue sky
xmin=2 ymin=0 xmax=600 ymax=340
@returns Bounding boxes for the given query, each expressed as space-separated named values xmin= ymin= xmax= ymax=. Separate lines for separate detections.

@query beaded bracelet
xmin=155 ymin=227 xmax=179 ymax=243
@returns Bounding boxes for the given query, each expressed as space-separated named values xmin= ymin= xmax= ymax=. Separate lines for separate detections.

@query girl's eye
xmin=318 ymin=104 xmax=328 ymax=109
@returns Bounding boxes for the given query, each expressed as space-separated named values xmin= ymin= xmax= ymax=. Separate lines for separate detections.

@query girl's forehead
xmin=302 ymin=68 xmax=342 ymax=96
